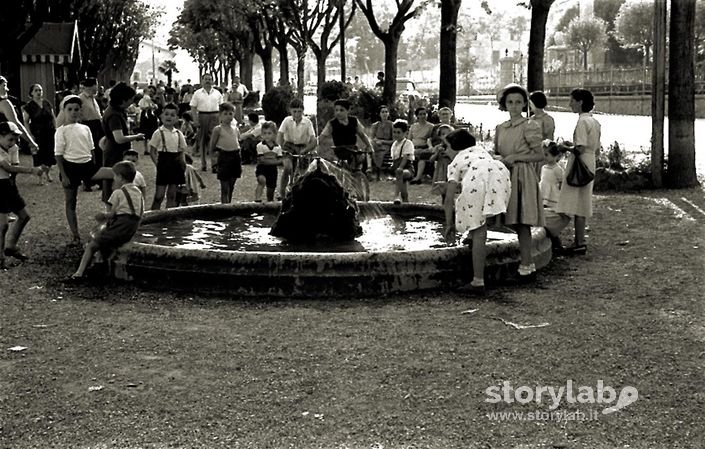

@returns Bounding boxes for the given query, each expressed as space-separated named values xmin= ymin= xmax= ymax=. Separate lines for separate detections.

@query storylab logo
xmin=485 ymin=380 xmax=639 ymax=417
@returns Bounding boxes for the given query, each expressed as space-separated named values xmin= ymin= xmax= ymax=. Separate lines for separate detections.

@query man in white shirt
xmin=189 ymin=74 xmax=223 ymax=172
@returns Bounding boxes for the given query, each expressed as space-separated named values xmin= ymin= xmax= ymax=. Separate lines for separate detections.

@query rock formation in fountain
xmin=270 ymin=159 xmax=363 ymax=242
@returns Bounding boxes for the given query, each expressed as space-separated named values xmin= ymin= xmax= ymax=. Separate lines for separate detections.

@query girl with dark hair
xmin=529 ymin=91 xmax=555 ymax=140
xmin=444 ymin=128 xmax=511 ymax=292
xmin=555 ymin=88 xmax=601 ymax=255
xmin=101 ymin=82 xmax=144 ymax=204
xmin=494 ymin=83 xmax=544 ymax=281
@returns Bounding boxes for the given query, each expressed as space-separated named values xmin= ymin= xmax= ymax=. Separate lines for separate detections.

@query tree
xmin=439 ymin=0 xmax=462 ymax=108
xmin=556 ymin=4 xmax=579 ymax=31
xmin=346 ymin=11 xmax=385 ymax=78
xmin=307 ymin=0 xmax=356 ymax=95
xmin=666 ymin=0 xmax=699 ymax=188
xmin=526 ymin=0 xmax=554 ymax=92
xmin=159 ymin=60 xmax=179 ymax=86
xmin=694 ymin=0 xmax=705 ymax=65
xmin=614 ymin=0 xmax=654 ymax=64
xmin=566 ymin=16 xmax=607 ymax=70
xmin=356 ymin=0 xmax=431 ymax=104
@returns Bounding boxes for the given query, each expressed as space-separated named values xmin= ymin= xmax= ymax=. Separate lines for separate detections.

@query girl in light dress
xmin=494 ymin=83 xmax=545 ymax=281
xmin=444 ymin=128 xmax=511 ymax=292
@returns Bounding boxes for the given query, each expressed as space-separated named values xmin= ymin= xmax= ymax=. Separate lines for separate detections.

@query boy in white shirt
xmin=390 ymin=120 xmax=415 ymax=204
xmin=122 ymin=149 xmax=147 ymax=198
xmin=67 ymin=161 xmax=144 ymax=281
xmin=254 ymin=121 xmax=283 ymax=202
xmin=54 ymin=96 xmax=113 ymax=244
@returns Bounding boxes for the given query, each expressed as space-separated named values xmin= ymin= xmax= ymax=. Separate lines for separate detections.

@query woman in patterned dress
xmin=444 ymin=128 xmax=511 ymax=292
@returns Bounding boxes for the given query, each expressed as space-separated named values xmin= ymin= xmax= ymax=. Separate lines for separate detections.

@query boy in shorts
xmin=254 ymin=121 xmax=282 ymax=202
xmin=54 ymin=95 xmax=114 ymax=244
xmin=68 ymin=161 xmax=144 ymax=280
xmin=0 ymin=122 xmax=42 ymax=268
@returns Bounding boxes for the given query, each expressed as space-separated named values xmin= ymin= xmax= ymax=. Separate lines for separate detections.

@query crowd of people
xmin=0 ymin=73 xmax=601 ymax=289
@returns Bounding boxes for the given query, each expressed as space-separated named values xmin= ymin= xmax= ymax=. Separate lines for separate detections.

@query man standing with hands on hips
xmin=189 ymin=74 xmax=223 ymax=172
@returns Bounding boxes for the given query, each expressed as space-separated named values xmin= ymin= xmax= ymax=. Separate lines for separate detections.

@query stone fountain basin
xmin=111 ymin=202 xmax=551 ymax=297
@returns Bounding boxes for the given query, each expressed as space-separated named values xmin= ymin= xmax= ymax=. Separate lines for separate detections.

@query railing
xmin=544 ymin=66 xmax=705 ymax=96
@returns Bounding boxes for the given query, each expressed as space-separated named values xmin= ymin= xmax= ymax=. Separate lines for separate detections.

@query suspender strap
xmin=159 ymin=128 xmax=184 ymax=152
xmin=159 ymin=129 xmax=167 ymax=152
xmin=120 ymin=186 xmax=142 ymax=217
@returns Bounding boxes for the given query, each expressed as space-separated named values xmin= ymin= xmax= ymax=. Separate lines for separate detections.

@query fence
xmin=544 ymin=66 xmax=705 ymax=96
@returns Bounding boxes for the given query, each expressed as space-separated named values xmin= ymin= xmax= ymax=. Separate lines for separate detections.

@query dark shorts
xmin=216 ymin=149 xmax=242 ymax=181
xmin=156 ymin=152 xmax=186 ymax=186
xmin=415 ymin=146 xmax=433 ymax=161
xmin=391 ymin=159 xmax=415 ymax=178
xmin=94 ymin=215 xmax=141 ymax=252
xmin=334 ymin=146 xmax=366 ymax=172
xmin=255 ymin=164 xmax=278 ymax=188
xmin=61 ymin=160 xmax=99 ymax=190
xmin=0 ymin=179 xmax=26 ymax=214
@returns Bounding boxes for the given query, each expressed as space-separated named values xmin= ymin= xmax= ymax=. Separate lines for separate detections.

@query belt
xmin=198 ymin=111 xmax=219 ymax=114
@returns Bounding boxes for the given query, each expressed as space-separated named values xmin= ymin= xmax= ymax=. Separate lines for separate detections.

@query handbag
xmin=566 ymin=149 xmax=594 ymax=187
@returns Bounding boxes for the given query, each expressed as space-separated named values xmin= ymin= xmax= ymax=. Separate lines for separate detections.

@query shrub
xmin=261 ymin=85 xmax=294 ymax=126
xmin=347 ymin=87 xmax=404 ymax=126
xmin=319 ymin=80 xmax=351 ymax=101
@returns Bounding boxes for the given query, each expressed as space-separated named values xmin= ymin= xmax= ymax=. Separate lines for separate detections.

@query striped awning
xmin=21 ymin=54 xmax=71 ymax=64
xmin=21 ymin=21 xmax=81 ymax=65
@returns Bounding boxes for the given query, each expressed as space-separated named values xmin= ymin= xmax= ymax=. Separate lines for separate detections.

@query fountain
xmin=110 ymin=160 xmax=552 ymax=297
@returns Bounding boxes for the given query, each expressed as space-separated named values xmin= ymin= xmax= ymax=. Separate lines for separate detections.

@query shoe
xmin=46 ymin=172 xmax=53 ymax=182
xmin=62 ymin=274 xmax=86 ymax=285
xmin=254 ymin=199 xmax=262 ymax=203
xmin=4 ymin=248 xmax=29 ymax=261
xmin=566 ymin=244 xmax=587 ymax=256
xmin=409 ymin=179 xmax=422 ymax=185
xmin=393 ymin=195 xmax=402 ymax=205
xmin=211 ymin=165 xmax=218 ymax=174
xmin=0 ymin=258 xmax=7 ymax=270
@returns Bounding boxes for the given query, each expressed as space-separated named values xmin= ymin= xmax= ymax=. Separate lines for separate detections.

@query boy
xmin=68 ymin=161 xmax=144 ymax=280
xmin=177 ymin=153 xmax=206 ymax=206
xmin=149 ymin=103 xmax=187 ymax=209
xmin=54 ymin=95 xmax=114 ymax=244
xmin=239 ymin=112 xmax=262 ymax=164
xmin=0 ymin=122 xmax=42 ymax=268
xmin=254 ymin=121 xmax=283 ymax=202
xmin=390 ymin=120 xmax=415 ymax=204
xmin=209 ymin=102 xmax=241 ymax=204
xmin=276 ymin=98 xmax=317 ymax=198
xmin=122 ymin=149 xmax=147 ymax=198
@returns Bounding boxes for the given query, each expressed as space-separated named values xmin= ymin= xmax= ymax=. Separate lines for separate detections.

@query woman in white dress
xmin=556 ymin=88 xmax=601 ymax=255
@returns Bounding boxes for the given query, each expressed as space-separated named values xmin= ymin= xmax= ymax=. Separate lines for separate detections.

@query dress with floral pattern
xmin=447 ymin=146 xmax=511 ymax=233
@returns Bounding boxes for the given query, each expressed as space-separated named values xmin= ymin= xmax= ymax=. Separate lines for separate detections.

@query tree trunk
xmin=240 ymin=49 xmax=254 ymax=91
xmin=276 ymin=43 xmax=289 ymax=85
xmin=583 ymin=49 xmax=588 ymax=70
xmin=296 ymin=48 xmax=306 ymax=99
xmin=315 ymin=51 xmax=329 ymax=97
xmin=439 ymin=0 xmax=461 ymax=109
xmin=383 ymin=38 xmax=399 ymax=105
xmin=666 ymin=0 xmax=699 ymax=188
xmin=651 ymin=0 xmax=666 ymax=188
xmin=527 ymin=0 xmax=553 ymax=92
xmin=259 ymin=46 xmax=274 ymax=92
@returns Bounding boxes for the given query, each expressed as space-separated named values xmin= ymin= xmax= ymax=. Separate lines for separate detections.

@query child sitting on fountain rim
xmin=67 ymin=161 xmax=144 ymax=281
xmin=390 ymin=120 xmax=415 ymax=204
xmin=254 ymin=121 xmax=283 ymax=202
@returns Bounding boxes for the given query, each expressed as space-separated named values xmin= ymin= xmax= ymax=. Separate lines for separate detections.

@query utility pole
xmin=651 ymin=0 xmax=666 ymax=188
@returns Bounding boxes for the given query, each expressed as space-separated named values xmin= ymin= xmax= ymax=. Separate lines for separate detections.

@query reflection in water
xmin=134 ymin=212 xmax=515 ymax=253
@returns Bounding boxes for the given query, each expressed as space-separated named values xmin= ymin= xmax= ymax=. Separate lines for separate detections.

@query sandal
xmin=567 ymin=244 xmax=587 ymax=256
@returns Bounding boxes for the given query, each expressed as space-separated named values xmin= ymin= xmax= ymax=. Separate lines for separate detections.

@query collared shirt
xmin=148 ymin=125 xmax=187 ymax=153
xmin=133 ymin=170 xmax=147 ymax=193
xmin=574 ymin=112 xmax=601 ymax=155
xmin=54 ymin=123 xmax=94 ymax=163
xmin=495 ymin=116 xmax=543 ymax=159
xmin=390 ymin=138 xmax=415 ymax=161
xmin=189 ymin=87 xmax=223 ymax=112
xmin=278 ymin=116 xmax=316 ymax=145
xmin=79 ymin=92 xmax=102 ymax=121
xmin=108 ymin=183 xmax=144 ymax=217
xmin=256 ymin=141 xmax=283 ymax=158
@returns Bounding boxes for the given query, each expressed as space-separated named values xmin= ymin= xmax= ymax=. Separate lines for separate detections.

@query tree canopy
xmin=566 ymin=16 xmax=607 ymax=70
xmin=614 ymin=0 xmax=654 ymax=63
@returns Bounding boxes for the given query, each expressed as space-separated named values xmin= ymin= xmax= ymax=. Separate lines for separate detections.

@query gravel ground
xmin=1 ymin=152 xmax=704 ymax=448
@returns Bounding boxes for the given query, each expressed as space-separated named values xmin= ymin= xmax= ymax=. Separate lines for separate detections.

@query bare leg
xmin=266 ymin=187 xmax=275 ymax=202
xmin=255 ymin=176 xmax=265 ymax=201
xmin=228 ymin=180 xmax=236 ymax=203
xmin=412 ymin=161 xmax=426 ymax=182
xmin=151 ymin=185 xmax=167 ymax=210
xmin=279 ymin=158 xmax=293 ymax=198
xmin=470 ymin=225 xmax=488 ymax=285
xmin=73 ymin=242 xmax=99 ymax=277
xmin=220 ymin=181 xmax=230 ymax=204
xmin=6 ymin=208 xmax=30 ymax=250
xmin=165 ymin=184 xmax=178 ymax=208
xmin=515 ymin=223 xmax=533 ymax=268
xmin=63 ymin=188 xmax=80 ymax=241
